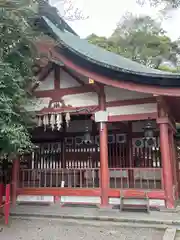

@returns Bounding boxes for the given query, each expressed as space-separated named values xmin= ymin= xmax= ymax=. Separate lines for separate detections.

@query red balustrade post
xmin=12 ymin=158 xmax=20 ymax=206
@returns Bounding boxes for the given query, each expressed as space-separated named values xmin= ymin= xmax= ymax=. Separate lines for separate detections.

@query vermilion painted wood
xmin=35 ymin=85 xmax=95 ymax=98
xmin=106 ymin=97 xmax=155 ymax=107
xmin=121 ymin=189 xmax=147 ymax=198
xmin=37 ymin=97 xmax=155 ymax=112
xmin=99 ymin=88 xmax=109 ymax=207
xmin=38 ymin=105 xmax=99 ymax=115
xmin=32 ymin=62 xmax=53 ymax=92
xmin=54 ymin=64 xmax=61 ymax=89
xmin=49 ymin=48 xmax=180 ymax=97
xmin=38 ymin=62 xmax=53 ymax=82
xmin=108 ymin=113 xmax=157 ymax=122
xmin=16 ymin=188 xmax=101 ymax=196
xmin=157 ymin=117 xmax=176 ymax=133
xmin=160 ymin=123 xmax=175 ymax=208
xmin=36 ymin=42 xmax=180 ymax=96
xmin=37 ymin=99 xmax=157 ymax=119
xmin=108 ymin=189 xmax=166 ymax=199
xmin=169 ymin=130 xmax=178 ymax=200
xmin=16 ymin=187 xmax=166 ymax=199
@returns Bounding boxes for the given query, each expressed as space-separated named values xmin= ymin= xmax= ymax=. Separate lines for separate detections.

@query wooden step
xmin=120 ymin=190 xmax=150 ymax=212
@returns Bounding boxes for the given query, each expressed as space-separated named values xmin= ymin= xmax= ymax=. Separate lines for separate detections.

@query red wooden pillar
xmin=175 ymin=140 xmax=180 ymax=197
xmin=169 ymin=130 xmax=179 ymax=199
xmin=99 ymin=88 xmax=109 ymax=207
xmin=12 ymin=158 xmax=20 ymax=206
xmin=160 ymin=123 xmax=175 ymax=208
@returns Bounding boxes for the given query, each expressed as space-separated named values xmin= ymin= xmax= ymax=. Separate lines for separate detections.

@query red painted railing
xmin=19 ymin=167 xmax=163 ymax=190
xmin=109 ymin=168 xmax=163 ymax=190
xmin=0 ymin=184 xmax=11 ymax=225
xmin=19 ymin=168 xmax=100 ymax=188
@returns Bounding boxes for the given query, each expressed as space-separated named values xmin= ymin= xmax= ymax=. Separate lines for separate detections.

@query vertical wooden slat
xmin=28 ymin=170 xmax=30 ymax=187
xmin=39 ymin=170 xmax=41 ymax=188
xmin=115 ymin=141 xmax=118 ymax=168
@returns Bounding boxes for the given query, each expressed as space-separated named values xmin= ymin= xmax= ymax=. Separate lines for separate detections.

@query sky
xmin=50 ymin=0 xmax=180 ymax=40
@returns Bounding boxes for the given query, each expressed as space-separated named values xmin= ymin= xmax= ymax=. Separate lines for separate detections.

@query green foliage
xmin=86 ymin=34 xmax=122 ymax=54
xmin=86 ymin=15 xmax=180 ymax=70
xmin=0 ymin=0 xmax=39 ymax=157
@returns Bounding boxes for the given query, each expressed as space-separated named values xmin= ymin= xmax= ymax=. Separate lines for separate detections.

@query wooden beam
xmin=36 ymin=96 xmax=154 ymax=108
xmin=54 ymin=64 xmax=61 ymax=89
xmin=108 ymin=112 xmax=157 ymax=122
xmin=36 ymin=98 xmax=157 ymax=116
xmin=106 ymin=97 xmax=155 ymax=107
xmin=35 ymin=85 xmax=95 ymax=98
xmin=108 ymin=189 xmax=166 ymax=199
xmin=38 ymin=62 xmax=53 ymax=82
xmin=38 ymin=105 xmax=98 ymax=115
xmin=16 ymin=187 xmax=166 ymax=200
xmin=17 ymin=188 xmax=101 ymax=197
xmin=31 ymin=62 xmax=54 ymax=92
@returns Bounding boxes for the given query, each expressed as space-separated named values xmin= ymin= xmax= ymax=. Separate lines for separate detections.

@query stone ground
xmin=0 ymin=218 xmax=164 ymax=240
xmin=10 ymin=204 xmax=180 ymax=227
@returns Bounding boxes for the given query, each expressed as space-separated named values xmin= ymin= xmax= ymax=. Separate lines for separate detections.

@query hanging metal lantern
xmin=83 ymin=126 xmax=92 ymax=144
xmin=143 ymin=120 xmax=155 ymax=139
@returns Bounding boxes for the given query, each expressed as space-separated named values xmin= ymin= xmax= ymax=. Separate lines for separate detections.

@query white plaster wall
xmin=62 ymin=92 xmax=98 ymax=107
xmin=60 ymin=69 xmax=81 ymax=88
xmin=105 ymin=86 xmax=152 ymax=102
xmin=17 ymin=195 xmax=54 ymax=203
xmin=107 ymin=103 xmax=157 ymax=116
xmin=36 ymin=71 xmax=54 ymax=91
xmin=62 ymin=88 xmax=153 ymax=107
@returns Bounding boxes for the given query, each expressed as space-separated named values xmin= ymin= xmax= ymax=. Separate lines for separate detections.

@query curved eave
xmin=50 ymin=48 xmax=180 ymax=97
xmin=42 ymin=17 xmax=180 ymax=85
xmin=56 ymin=46 xmax=180 ymax=87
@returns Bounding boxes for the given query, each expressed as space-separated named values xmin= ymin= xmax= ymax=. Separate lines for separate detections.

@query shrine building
xmin=7 ymin=2 xmax=180 ymax=209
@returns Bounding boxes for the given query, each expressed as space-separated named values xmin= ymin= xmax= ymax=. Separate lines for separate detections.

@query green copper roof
xmin=42 ymin=17 xmax=180 ymax=80
xmin=38 ymin=1 xmax=78 ymax=36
